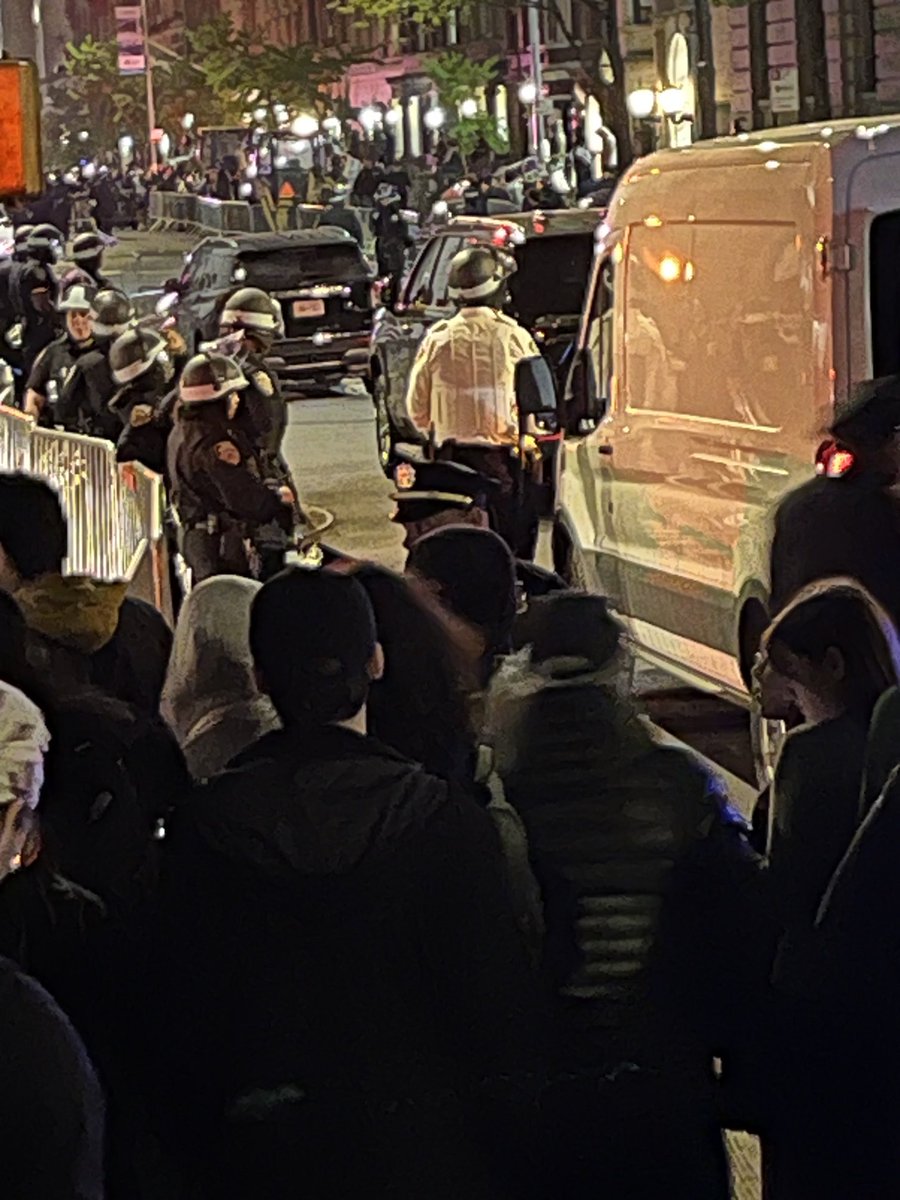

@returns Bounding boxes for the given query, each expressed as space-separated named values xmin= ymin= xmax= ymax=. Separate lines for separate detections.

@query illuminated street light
xmin=253 ymin=106 xmax=268 ymax=124
xmin=291 ymin=113 xmax=319 ymax=138
xmin=182 ymin=112 xmax=195 ymax=131
xmin=460 ymin=97 xmax=478 ymax=119
xmin=423 ymin=106 xmax=445 ymax=131
xmin=322 ymin=115 xmax=342 ymax=134
xmin=384 ymin=107 xmax=402 ymax=127
xmin=658 ymin=86 xmax=686 ymax=118
xmin=518 ymin=81 xmax=538 ymax=106
xmin=359 ymin=106 xmax=380 ymax=132
xmin=626 ymin=88 xmax=656 ymax=120
xmin=78 ymin=129 xmax=90 ymax=142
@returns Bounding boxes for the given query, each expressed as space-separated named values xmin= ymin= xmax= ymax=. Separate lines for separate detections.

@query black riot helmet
xmin=447 ymin=244 xmax=516 ymax=307
xmin=179 ymin=351 xmax=249 ymax=406
xmin=26 ymin=223 xmax=64 ymax=265
xmin=13 ymin=224 xmax=35 ymax=262
xmin=72 ymin=231 xmax=105 ymax=265
xmin=110 ymin=327 xmax=172 ymax=389
xmin=219 ymin=286 xmax=284 ymax=350
xmin=89 ymin=288 xmax=135 ymax=338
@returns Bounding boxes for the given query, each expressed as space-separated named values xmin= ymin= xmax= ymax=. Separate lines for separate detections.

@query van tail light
xmin=815 ymin=439 xmax=856 ymax=478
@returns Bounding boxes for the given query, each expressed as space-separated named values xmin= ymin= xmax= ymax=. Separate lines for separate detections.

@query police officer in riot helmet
xmin=168 ymin=352 xmax=294 ymax=583
xmin=218 ymin=286 xmax=287 ymax=466
xmin=23 ymin=279 xmax=97 ymax=427
xmin=318 ymin=185 xmax=365 ymax=246
xmin=407 ymin=242 xmax=542 ymax=557
xmin=55 ymin=287 xmax=135 ymax=440
xmin=71 ymin=231 xmax=109 ymax=289
xmin=12 ymin=223 xmax=64 ymax=381
xmin=0 ymin=225 xmax=35 ymax=381
xmin=109 ymin=326 xmax=175 ymax=475
xmin=373 ymin=182 xmax=412 ymax=299
xmin=771 ymin=376 xmax=900 ymax=631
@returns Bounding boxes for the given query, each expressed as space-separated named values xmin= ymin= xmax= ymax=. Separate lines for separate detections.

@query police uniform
xmin=770 ymin=377 xmax=900 ymax=626
xmin=11 ymin=258 xmax=58 ymax=378
xmin=54 ymin=342 xmax=121 ymax=440
xmin=26 ymin=333 xmax=98 ymax=427
xmin=234 ymin=352 xmax=288 ymax=467
xmin=391 ymin=456 xmax=566 ymax=601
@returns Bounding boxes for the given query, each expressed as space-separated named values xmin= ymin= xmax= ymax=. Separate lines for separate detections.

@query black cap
xmin=250 ymin=567 xmax=377 ymax=725
xmin=513 ymin=593 xmax=623 ymax=669
xmin=390 ymin=457 xmax=497 ymax=523
xmin=830 ymin=376 xmax=900 ymax=446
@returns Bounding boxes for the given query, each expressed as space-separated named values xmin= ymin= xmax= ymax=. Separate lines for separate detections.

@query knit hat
xmin=0 ymin=681 xmax=49 ymax=812
xmin=513 ymin=593 xmax=624 ymax=670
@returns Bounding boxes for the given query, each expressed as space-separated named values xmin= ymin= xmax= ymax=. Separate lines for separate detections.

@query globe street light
xmin=658 ymin=86 xmax=686 ymax=118
xmin=518 ymin=81 xmax=538 ymax=106
xmin=626 ymin=88 xmax=656 ymax=120
xmin=460 ymin=97 xmax=478 ymax=119
xmin=291 ymin=113 xmax=320 ymax=138
xmin=384 ymin=107 xmax=402 ymax=127
xmin=423 ymin=106 xmax=445 ymax=131
xmin=253 ymin=106 xmax=268 ymax=124
xmin=182 ymin=112 xmax=195 ymax=131
xmin=359 ymin=106 xmax=380 ymax=132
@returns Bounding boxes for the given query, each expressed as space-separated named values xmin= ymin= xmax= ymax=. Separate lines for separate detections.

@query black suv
xmin=368 ymin=209 xmax=598 ymax=468
xmin=163 ymin=230 xmax=374 ymax=391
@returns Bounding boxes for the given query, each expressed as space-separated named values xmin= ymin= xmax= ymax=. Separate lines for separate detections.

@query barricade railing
xmin=0 ymin=406 xmax=169 ymax=615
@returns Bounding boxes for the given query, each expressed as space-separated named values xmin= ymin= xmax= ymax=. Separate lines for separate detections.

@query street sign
xmin=769 ymin=66 xmax=799 ymax=114
xmin=115 ymin=5 xmax=146 ymax=75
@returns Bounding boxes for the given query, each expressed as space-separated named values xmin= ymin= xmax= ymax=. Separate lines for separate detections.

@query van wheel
xmin=373 ymin=374 xmax=393 ymax=476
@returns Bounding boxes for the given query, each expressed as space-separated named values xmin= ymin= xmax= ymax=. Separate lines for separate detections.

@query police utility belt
xmin=188 ymin=513 xmax=245 ymax=535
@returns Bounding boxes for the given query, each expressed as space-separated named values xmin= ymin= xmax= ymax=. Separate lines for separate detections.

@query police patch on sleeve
xmin=214 ymin=440 xmax=241 ymax=465
xmin=130 ymin=404 xmax=154 ymax=428
xmin=253 ymin=370 xmax=274 ymax=397
xmin=393 ymin=462 xmax=416 ymax=490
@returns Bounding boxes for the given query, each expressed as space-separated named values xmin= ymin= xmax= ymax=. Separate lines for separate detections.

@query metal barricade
xmin=0 ymin=406 xmax=168 ymax=612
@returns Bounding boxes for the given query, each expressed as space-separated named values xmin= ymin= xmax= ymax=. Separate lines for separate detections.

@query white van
xmin=555 ymin=115 xmax=900 ymax=718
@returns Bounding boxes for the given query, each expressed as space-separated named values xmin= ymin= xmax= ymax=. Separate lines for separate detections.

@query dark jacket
xmin=487 ymin=658 xmax=766 ymax=1198
xmin=55 ymin=340 xmax=121 ymax=442
xmin=318 ymin=203 xmax=364 ymax=246
xmin=770 ymin=470 xmax=900 ymax=624
xmin=154 ymin=725 xmax=547 ymax=1199
xmin=0 ymin=956 xmax=105 ymax=1200
xmin=13 ymin=575 xmax=172 ymax=717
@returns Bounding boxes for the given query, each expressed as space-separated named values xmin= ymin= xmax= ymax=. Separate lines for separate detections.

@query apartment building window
xmin=630 ymin=0 xmax=653 ymax=25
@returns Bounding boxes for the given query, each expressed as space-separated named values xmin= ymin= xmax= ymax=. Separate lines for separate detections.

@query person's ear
xmin=823 ymin=645 xmax=846 ymax=683
xmin=368 ymin=642 xmax=385 ymax=683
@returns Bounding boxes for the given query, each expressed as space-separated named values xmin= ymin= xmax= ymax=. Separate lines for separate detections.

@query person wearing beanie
xmin=155 ymin=565 xmax=549 ymax=1200
xmin=406 ymin=524 xmax=518 ymax=686
xmin=770 ymin=375 xmax=900 ymax=627
xmin=483 ymin=591 xmax=767 ymax=1200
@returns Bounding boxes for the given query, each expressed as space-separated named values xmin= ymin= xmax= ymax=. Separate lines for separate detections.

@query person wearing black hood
xmin=0 ymin=472 xmax=173 ymax=717
xmin=771 ymin=376 xmax=900 ymax=628
xmin=55 ymin=287 xmax=135 ymax=441
xmin=0 ymin=223 xmax=33 ymax=355
xmin=154 ymin=566 xmax=548 ymax=1200
xmin=372 ymin=181 xmax=412 ymax=297
xmin=11 ymin=223 xmax=63 ymax=384
xmin=23 ymin=278 xmax=97 ymax=427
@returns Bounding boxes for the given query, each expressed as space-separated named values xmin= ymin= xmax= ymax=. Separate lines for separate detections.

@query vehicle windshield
xmin=870 ymin=211 xmax=900 ymax=375
xmin=509 ymin=233 xmax=594 ymax=322
xmin=241 ymin=244 xmax=368 ymax=290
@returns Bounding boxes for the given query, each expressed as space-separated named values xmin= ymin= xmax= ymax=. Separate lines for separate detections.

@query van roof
xmin=714 ymin=113 xmax=900 ymax=148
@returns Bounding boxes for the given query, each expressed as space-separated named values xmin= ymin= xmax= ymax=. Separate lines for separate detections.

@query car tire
xmin=373 ymin=373 xmax=394 ymax=476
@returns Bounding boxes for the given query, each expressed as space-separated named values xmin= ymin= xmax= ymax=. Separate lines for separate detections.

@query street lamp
xmin=423 ymin=106 xmax=445 ymax=131
xmin=181 ymin=112 xmax=195 ymax=131
xmin=518 ymin=80 xmax=538 ymax=106
xmin=322 ymin=114 xmax=342 ymax=134
xmin=658 ymin=86 xmax=687 ymax=119
xmin=460 ymin=97 xmax=478 ymax=119
xmin=253 ymin=106 xmax=268 ymax=124
xmin=384 ymin=107 xmax=402 ymax=127
xmin=291 ymin=113 xmax=320 ymax=138
xmin=359 ymin=106 xmax=380 ymax=133
xmin=626 ymin=88 xmax=656 ymax=120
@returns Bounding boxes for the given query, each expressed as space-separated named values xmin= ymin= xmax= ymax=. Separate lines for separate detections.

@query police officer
xmin=372 ymin=182 xmax=412 ymax=298
xmin=317 ymin=185 xmax=365 ymax=246
xmin=770 ymin=376 xmax=900 ymax=629
xmin=167 ymin=352 xmax=294 ymax=583
xmin=23 ymin=279 xmax=97 ymax=426
xmin=406 ymin=243 xmax=541 ymax=557
xmin=108 ymin=326 xmax=175 ymax=474
xmin=389 ymin=455 xmax=566 ymax=599
xmin=12 ymin=223 xmax=63 ymax=382
xmin=70 ymin=231 xmax=109 ymax=289
xmin=55 ymin=287 xmax=135 ymax=440
xmin=0 ymin=225 xmax=34 ymax=350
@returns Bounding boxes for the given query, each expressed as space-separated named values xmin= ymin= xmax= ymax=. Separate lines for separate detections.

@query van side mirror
xmin=515 ymin=355 xmax=557 ymax=418
xmin=565 ymin=346 xmax=605 ymax=430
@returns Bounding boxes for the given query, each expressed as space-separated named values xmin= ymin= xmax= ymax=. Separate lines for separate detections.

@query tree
xmin=426 ymin=52 xmax=510 ymax=168
xmin=44 ymin=36 xmax=145 ymax=162
xmin=336 ymin=0 xmax=634 ymax=166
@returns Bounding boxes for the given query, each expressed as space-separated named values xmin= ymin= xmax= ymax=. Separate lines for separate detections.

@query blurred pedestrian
xmin=406 ymin=525 xmax=518 ymax=687
xmin=0 ymin=473 xmax=173 ymax=716
xmin=161 ymin=576 xmax=279 ymax=781
xmin=484 ymin=592 xmax=766 ymax=1200
xmin=154 ymin=566 xmax=548 ymax=1200
xmin=0 ymin=956 xmax=105 ymax=1200
xmin=317 ymin=185 xmax=364 ymax=246
xmin=756 ymin=578 xmax=900 ymax=935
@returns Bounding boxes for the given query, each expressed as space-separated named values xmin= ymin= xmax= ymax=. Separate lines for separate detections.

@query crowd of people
xmin=3 ymin=377 xmax=900 ymax=1199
